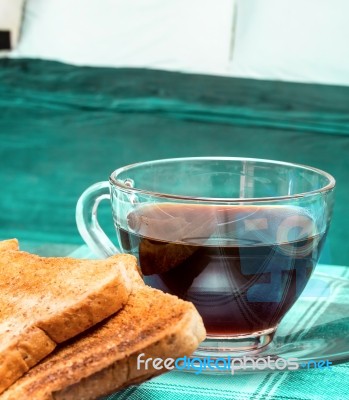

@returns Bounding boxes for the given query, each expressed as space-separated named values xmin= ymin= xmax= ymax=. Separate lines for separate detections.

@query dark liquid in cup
xmin=118 ymin=204 xmax=325 ymax=336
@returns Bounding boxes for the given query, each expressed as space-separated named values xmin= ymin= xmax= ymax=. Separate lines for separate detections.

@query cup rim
xmin=109 ymin=157 xmax=335 ymax=202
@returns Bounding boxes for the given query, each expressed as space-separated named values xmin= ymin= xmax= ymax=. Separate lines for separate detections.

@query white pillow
xmin=230 ymin=0 xmax=349 ymax=86
xmin=0 ymin=0 xmax=24 ymax=52
xmin=13 ymin=0 xmax=235 ymax=75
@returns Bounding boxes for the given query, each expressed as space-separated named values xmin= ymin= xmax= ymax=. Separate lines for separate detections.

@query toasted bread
xmin=0 ymin=242 xmax=136 ymax=394
xmin=0 ymin=268 xmax=206 ymax=400
xmin=0 ymin=239 xmax=19 ymax=252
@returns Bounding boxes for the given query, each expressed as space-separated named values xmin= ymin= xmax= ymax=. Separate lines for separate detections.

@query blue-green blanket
xmin=0 ymin=58 xmax=348 ymax=264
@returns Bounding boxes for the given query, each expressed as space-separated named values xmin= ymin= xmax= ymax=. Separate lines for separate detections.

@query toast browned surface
xmin=0 ymin=241 xmax=136 ymax=394
xmin=0 ymin=239 xmax=19 ymax=252
xmin=0 ymin=275 xmax=206 ymax=400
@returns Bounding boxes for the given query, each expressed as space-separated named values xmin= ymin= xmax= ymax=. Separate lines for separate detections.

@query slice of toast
xmin=0 ymin=266 xmax=206 ymax=400
xmin=0 ymin=239 xmax=19 ymax=252
xmin=0 ymin=241 xmax=135 ymax=394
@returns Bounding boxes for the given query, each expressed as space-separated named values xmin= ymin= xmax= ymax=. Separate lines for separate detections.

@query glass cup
xmin=76 ymin=157 xmax=335 ymax=354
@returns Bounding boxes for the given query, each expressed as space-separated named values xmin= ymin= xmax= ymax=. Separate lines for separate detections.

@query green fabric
xmin=68 ymin=245 xmax=349 ymax=400
xmin=108 ymin=366 xmax=349 ymax=400
xmin=107 ymin=365 xmax=349 ymax=400
xmin=1 ymin=58 xmax=349 ymax=265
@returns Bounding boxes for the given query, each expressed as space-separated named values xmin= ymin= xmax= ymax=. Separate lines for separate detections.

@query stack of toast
xmin=0 ymin=239 xmax=206 ymax=400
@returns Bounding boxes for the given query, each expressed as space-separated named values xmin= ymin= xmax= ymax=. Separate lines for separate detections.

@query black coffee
xmin=118 ymin=204 xmax=324 ymax=336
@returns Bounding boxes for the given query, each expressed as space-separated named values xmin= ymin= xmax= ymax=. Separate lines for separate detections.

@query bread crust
xmin=0 ymin=242 xmax=135 ymax=394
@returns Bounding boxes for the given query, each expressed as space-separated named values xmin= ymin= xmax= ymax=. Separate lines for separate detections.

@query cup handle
xmin=76 ymin=181 xmax=119 ymax=258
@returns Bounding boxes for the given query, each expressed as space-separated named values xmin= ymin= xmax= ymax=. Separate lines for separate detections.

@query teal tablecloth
xmin=108 ymin=366 xmax=349 ymax=400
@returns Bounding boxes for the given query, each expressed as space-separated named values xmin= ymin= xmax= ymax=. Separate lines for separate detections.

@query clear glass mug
xmin=76 ymin=157 xmax=335 ymax=353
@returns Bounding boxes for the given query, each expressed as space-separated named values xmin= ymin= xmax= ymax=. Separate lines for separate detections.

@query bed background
xmin=1 ymin=0 xmax=349 ymax=265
